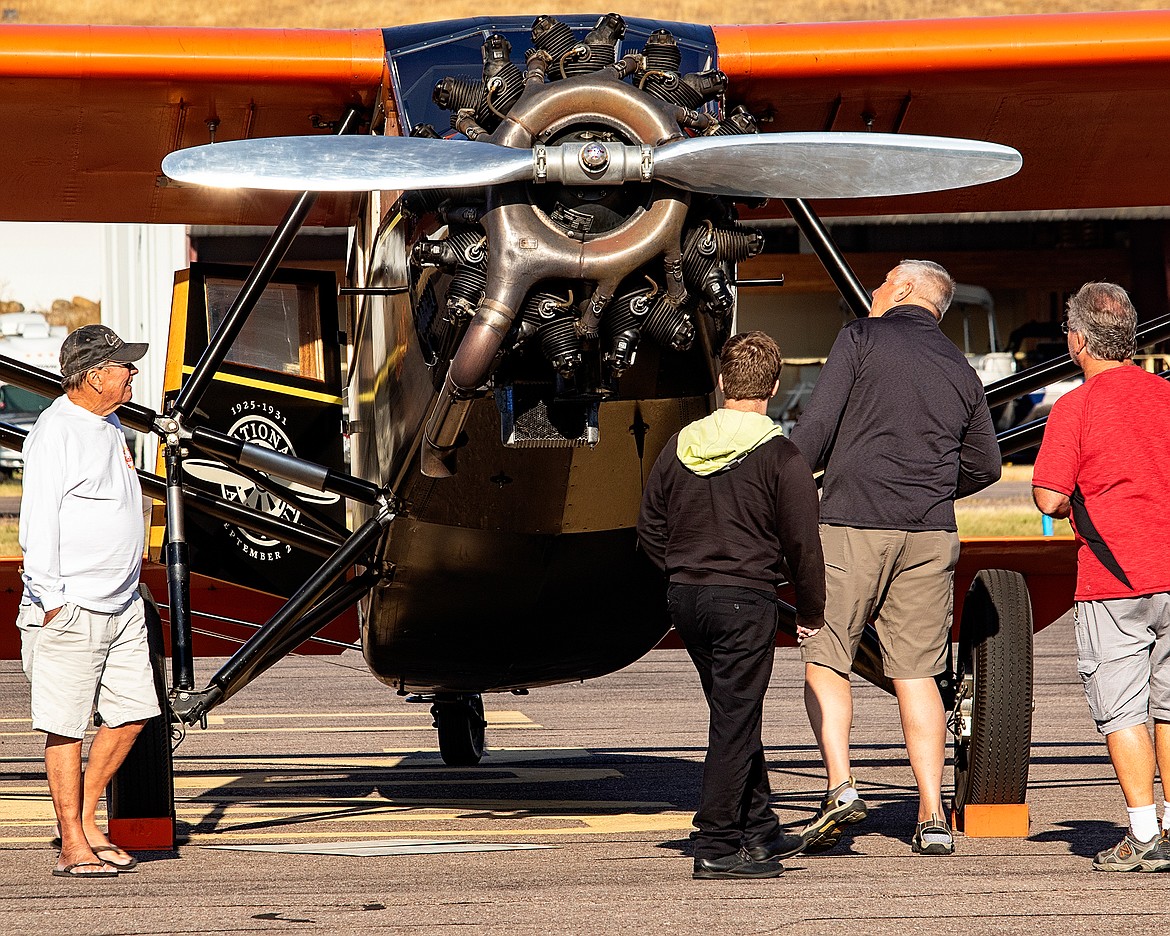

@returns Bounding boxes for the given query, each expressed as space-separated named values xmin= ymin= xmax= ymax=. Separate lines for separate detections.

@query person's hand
xmin=795 ymin=616 xmax=821 ymax=642
xmin=43 ymin=607 xmax=61 ymax=625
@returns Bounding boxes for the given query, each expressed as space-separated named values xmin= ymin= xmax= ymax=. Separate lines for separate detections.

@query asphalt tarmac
xmin=2 ymin=611 xmax=1169 ymax=935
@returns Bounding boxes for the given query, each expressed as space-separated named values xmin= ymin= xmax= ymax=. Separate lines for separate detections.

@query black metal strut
xmin=170 ymin=505 xmax=396 ymax=725
xmin=170 ymin=107 xmax=363 ymax=423
xmin=782 ymin=198 xmax=872 ymax=318
xmin=165 ymin=445 xmax=194 ymax=691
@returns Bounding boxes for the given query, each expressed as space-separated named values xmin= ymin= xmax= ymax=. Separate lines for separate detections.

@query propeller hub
xmin=579 ymin=141 xmax=610 ymax=174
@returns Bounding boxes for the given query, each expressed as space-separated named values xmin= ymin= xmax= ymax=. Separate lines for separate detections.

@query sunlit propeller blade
xmin=161 ymin=135 xmax=535 ymax=192
xmin=651 ymin=132 xmax=1022 ymax=199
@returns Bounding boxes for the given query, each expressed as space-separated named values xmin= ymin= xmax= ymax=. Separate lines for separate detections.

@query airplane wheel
xmin=953 ymin=569 xmax=1033 ymax=812
xmin=107 ymin=584 xmax=176 ymax=827
xmin=432 ymin=694 xmax=486 ymax=767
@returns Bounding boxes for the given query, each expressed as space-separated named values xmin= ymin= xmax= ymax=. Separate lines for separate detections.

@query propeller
xmin=161 ymin=131 xmax=1021 ymax=199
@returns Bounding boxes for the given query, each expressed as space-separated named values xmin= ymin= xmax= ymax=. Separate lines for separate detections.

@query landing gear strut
xmin=431 ymin=694 xmax=486 ymax=766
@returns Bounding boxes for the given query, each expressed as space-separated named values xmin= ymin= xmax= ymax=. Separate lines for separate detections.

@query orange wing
xmin=0 ymin=25 xmax=388 ymax=225
xmin=3 ymin=12 xmax=1168 ymax=225
xmin=716 ymin=10 xmax=1170 ymax=217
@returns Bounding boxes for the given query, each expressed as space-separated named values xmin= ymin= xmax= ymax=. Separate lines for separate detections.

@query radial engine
xmin=408 ymin=14 xmax=765 ymax=475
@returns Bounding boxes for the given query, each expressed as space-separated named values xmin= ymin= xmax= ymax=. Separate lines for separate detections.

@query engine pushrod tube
xmin=782 ymin=198 xmax=872 ymax=318
xmin=172 ymin=508 xmax=393 ymax=722
xmin=189 ymin=425 xmax=381 ymax=505
xmin=172 ymin=108 xmax=362 ymax=423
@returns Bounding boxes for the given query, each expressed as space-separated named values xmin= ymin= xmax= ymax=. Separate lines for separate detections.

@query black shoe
xmin=693 ymin=848 xmax=783 ymax=880
xmin=745 ymin=832 xmax=806 ymax=861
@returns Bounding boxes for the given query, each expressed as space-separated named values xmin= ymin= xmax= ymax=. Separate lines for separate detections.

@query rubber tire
xmin=953 ymin=569 xmax=1033 ymax=812
xmin=433 ymin=694 xmax=486 ymax=767
xmin=106 ymin=584 xmax=176 ymax=824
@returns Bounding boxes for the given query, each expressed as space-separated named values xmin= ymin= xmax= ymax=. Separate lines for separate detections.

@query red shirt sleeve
xmin=1032 ymin=390 xmax=1083 ymax=497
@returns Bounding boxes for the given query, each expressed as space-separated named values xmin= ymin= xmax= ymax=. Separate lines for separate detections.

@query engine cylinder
xmin=482 ymin=35 xmax=525 ymax=122
xmin=531 ymin=16 xmax=579 ymax=67
xmin=642 ymin=297 xmax=694 ymax=351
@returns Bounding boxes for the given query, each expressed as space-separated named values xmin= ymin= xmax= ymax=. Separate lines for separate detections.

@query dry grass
xmin=0 ymin=520 xmax=17 ymax=556
xmin=955 ymin=504 xmax=1072 ymax=538
xmin=6 ymin=0 xmax=1169 ymax=29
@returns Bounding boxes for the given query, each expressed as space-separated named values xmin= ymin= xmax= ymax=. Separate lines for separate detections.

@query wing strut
xmin=168 ymin=513 xmax=395 ymax=725
xmin=782 ymin=198 xmax=871 ymax=318
xmin=160 ymin=107 xmax=365 ymax=692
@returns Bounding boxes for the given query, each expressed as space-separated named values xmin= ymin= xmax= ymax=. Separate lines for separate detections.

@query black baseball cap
xmin=59 ymin=325 xmax=148 ymax=379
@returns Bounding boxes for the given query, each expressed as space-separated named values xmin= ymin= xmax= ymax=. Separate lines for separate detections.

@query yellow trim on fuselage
xmin=179 ymin=366 xmax=344 ymax=405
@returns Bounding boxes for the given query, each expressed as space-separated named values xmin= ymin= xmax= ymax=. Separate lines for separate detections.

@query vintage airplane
xmin=3 ymin=9 xmax=1170 ymax=846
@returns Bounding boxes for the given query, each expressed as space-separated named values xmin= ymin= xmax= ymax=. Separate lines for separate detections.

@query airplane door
xmin=161 ymin=262 xmax=347 ymax=598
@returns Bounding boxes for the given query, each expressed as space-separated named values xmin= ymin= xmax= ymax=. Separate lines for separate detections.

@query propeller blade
xmin=652 ymin=132 xmax=1022 ymax=199
xmin=161 ymin=135 xmax=535 ymax=192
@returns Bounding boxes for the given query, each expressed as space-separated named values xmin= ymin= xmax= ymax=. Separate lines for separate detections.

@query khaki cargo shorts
xmin=801 ymin=524 xmax=961 ymax=680
xmin=18 ymin=593 xmax=160 ymax=739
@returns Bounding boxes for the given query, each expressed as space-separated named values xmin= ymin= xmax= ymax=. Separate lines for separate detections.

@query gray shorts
xmin=18 ymin=593 xmax=161 ymax=739
xmin=1074 ymin=593 xmax=1170 ymax=735
xmin=801 ymin=524 xmax=961 ymax=680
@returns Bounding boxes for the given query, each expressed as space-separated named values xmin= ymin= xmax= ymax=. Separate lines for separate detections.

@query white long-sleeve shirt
xmin=19 ymin=395 xmax=144 ymax=613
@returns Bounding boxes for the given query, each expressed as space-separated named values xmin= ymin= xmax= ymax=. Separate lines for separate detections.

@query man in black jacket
xmin=638 ymin=331 xmax=826 ymax=880
xmin=791 ymin=260 xmax=1001 ymax=857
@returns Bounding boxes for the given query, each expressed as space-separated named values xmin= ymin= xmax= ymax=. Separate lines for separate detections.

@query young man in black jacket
xmin=638 ymin=331 xmax=826 ymax=879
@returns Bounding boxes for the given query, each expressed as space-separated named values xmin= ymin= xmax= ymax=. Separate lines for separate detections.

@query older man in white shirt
xmin=17 ymin=324 xmax=157 ymax=878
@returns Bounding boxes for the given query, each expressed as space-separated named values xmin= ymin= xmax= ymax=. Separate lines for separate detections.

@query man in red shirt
xmin=1033 ymin=281 xmax=1170 ymax=872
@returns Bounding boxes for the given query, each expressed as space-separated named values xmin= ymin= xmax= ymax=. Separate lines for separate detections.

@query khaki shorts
xmin=1074 ymin=593 xmax=1170 ymax=735
xmin=18 ymin=593 xmax=160 ymax=739
xmin=801 ymin=524 xmax=960 ymax=680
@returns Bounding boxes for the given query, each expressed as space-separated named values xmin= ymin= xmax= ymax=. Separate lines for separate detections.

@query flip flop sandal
xmin=52 ymin=861 xmax=118 ymax=878
xmin=90 ymin=845 xmax=138 ymax=870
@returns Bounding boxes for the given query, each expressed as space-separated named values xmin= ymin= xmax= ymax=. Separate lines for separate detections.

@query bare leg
xmin=1106 ymin=723 xmax=1156 ymax=808
xmin=44 ymin=734 xmax=106 ymax=873
xmin=893 ymin=677 xmax=946 ymax=822
xmin=805 ymin=663 xmax=854 ymax=789
xmin=1155 ymin=721 xmax=1170 ymax=806
xmin=81 ymin=720 xmax=147 ymax=859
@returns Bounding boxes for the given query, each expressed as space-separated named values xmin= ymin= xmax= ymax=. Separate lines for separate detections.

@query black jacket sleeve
xmin=774 ymin=449 xmax=825 ymax=626
xmin=956 ymin=395 xmax=1002 ymax=499
xmin=636 ymin=442 xmax=673 ymax=572
xmin=789 ymin=326 xmax=861 ymax=472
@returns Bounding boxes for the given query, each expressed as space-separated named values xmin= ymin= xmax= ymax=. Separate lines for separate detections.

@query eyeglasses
xmin=1060 ymin=321 xmax=1072 ymax=334
xmin=100 ymin=361 xmax=135 ymax=372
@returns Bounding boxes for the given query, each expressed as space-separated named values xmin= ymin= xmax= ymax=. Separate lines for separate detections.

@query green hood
xmin=676 ymin=409 xmax=783 ymax=477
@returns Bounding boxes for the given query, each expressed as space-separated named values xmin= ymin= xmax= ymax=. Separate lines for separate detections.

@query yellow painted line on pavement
xmin=0 ymin=711 xmax=538 ymax=736
xmin=204 ymin=711 xmax=536 ymax=723
xmin=0 ymin=812 xmax=694 ymax=845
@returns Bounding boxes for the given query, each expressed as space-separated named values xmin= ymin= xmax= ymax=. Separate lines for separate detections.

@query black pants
xmin=668 ymin=582 xmax=780 ymax=859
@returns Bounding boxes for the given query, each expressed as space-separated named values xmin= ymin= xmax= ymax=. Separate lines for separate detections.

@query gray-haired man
xmin=1033 ymin=282 xmax=1170 ymax=871
xmin=18 ymin=324 xmax=155 ymax=878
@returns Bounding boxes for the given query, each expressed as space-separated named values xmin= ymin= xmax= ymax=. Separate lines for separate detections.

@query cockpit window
xmin=204 ymin=278 xmax=325 ymax=382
